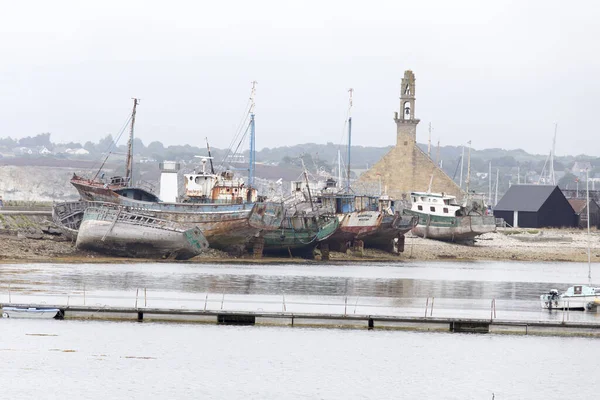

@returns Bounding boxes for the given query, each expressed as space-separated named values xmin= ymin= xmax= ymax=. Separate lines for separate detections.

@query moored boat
xmin=2 ymin=307 xmax=60 ymax=319
xmin=540 ymin=286 xmax=600 ymax=311
xmin=403 ymin=191 xmax=496 ymax=242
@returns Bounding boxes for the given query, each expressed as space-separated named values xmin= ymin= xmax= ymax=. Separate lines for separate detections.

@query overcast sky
xmin=0 ymin=0 xmax=597 ymax=156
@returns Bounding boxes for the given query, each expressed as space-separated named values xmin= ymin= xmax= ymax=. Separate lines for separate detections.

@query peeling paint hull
xmin=404 ymin=210 xmax=496 ymax=241
xmin=362 ymin=214 xmax=417 ymax=252
xmin=261 ymin=215 xmax=339 ymax=255
xmin=76 ymin=205 xmax=209 ymax=260
xmin=70 ymin=179 xmax=284 ymax=253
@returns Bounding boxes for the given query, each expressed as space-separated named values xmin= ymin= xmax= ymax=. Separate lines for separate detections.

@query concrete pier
xmin=2 ymin=302 xmax=600 ymax=337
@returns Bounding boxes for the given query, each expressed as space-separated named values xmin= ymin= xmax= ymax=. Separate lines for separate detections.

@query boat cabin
xmin=410 ymin=192 xmax=463 ymax=217
xmin=562 ymin=285 xmax=600 ymax=297
xmin=184 ymin=170 xmax=257 ymax=204
xmin=377 ymin=195 xmax=396 ymax=215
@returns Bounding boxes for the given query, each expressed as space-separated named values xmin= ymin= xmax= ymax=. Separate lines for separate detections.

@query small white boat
xmin=540 ymin=285 xmax=600 ymax=311
xmin=540 ymin=172 xmax=598 ymax=312
xmin=2 ymin=307 xmax=60 ymax=319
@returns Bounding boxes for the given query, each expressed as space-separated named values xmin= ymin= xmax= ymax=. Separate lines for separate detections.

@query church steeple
xmin=394 ymin=70 xmax=420 ymax=146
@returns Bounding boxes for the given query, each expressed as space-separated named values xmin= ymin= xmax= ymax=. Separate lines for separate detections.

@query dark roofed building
xmin=494 ymin=185 xmax=576 ymax=228
xmin=567 ymin=198 xmax=600 ymax=229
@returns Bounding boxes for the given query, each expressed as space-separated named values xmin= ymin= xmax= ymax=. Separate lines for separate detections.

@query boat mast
xmin=346 ymin=88 xmax=353 ymax=193
xmin=587 ymin=167 xmax=592 ymax=284
xmin=488 ymin=161 xmax=492 ymax=206
xmin=125 ymin=98 xmax=139 ymax=186
xmin=465 ymin=140 xmax=472 ymax=196
xmin=494 ymin=168 xmax=499 ymax=206
xmin=337 ymin=150 xmax=342 ymax=189
xmin=459 ymin=145 xmax=464 ymax=189
xmin=301 ymin=159 xmax=314 ymax=211
xmin=205 ymin=137 xmax=215 ymax=174
xmin=550 ymin=123 xmax=557 ymax=185
xmin=248 ymin=81 xmax=257 ymax=188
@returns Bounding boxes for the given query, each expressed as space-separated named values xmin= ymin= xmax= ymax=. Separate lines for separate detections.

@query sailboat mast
xmin=248 ymin=81 xmax=257 ymax=188
xmin=587 ymin=168 xmax=592 ymax=284
xmin=550 ymin=123 xmax=557 ymax=185
xmin=346 ymin=88 xmax=353 ymax=193
xmin=125 ymin=98 xmax=139 ymax=186
xmin=206 ymin=137 xmax=215 ymax=174
xmin=488 ymin=161 xmax=492 ymax=205
xmin=459 ymin=145 xmax=465 ymax=189
xmin=465 ymin=140 xmax=472 ymax=196
xmin=337 ymin=150 xmax=342 ymax=189
xmin=494 ymin=168 xmax=499 ymax=206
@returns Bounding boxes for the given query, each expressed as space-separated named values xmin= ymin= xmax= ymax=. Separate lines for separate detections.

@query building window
xmin=443 ymin=208 xmax=448 ymax=213
xmin=417 ymin=205 xmax=423 ymax=211
xmin=430 ymin=206 xmax=435 ymax=212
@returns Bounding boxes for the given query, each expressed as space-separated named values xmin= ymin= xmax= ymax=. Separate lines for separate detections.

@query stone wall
xmin=358 ymin=140 xmax=462 ymax=201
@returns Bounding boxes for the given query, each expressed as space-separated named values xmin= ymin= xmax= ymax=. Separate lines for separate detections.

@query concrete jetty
xmin=2 ymin=302 xmax=600 ymax=337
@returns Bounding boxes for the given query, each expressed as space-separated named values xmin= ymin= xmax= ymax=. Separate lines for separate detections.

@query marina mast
xmin=125 ymin=97 xmax=139 ymax=187
xmin=549 ymin=123 xmax=557 ymax=185
xmin=346 ymin=88 xmax=353 ymax=193
xmin=248 ymin=81 xmax=257 ymax=188
xmin=465 ymin=140 xmax=472 ymax=195
xmin=459 ymin=145 xmax=465 ymax=189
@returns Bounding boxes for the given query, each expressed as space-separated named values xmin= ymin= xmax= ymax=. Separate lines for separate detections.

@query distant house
xmin=13 ymin=146 xmax=33 ymax=155
xmin=65 ymin=148 xmax=90 ymax=155
xmin=567 ymin=198 xmax=600 ymax=229
xmin=494 ymin=185 xmax=576 ymax=228
xmin=38 ymin=146 xmax=52 ymax=155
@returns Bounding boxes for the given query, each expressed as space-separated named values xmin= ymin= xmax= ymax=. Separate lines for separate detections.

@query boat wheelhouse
xmin=403 ymin=191 xmax=496 ymax=242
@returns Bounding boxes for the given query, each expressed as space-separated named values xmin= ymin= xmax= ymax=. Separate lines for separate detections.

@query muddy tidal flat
xmin=0 ymin=228 xmax=598 ymax=264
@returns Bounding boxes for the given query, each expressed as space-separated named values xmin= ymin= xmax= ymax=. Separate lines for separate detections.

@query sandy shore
xmin=0 ymin=228 xmax=598 ymax=264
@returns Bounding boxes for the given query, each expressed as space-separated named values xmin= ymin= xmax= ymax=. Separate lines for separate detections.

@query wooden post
xmin=430 ymin=297 xmax=434 ymax=316
xmin=344 ymin=296 xmax=348 ymax=316
xmin=425 ymin=297 xmax=429 ymax=317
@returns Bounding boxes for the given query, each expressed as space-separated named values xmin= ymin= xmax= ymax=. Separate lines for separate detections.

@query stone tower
xmin=357 ymin=70 xmax=463 ymax=200
xmin=395 ymin=70 xmax=420 ymax=145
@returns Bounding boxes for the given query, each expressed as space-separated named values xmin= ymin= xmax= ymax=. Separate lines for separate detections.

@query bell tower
xmin=394 ymin=70 xmax=420 ymax=146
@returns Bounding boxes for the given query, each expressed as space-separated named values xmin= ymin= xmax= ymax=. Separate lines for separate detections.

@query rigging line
xmin=227 ymin=122 xmax=252 ymax=167
xmin=88 ymin=114 xmax=132 ymax=173
xmin=90 ymin=113 xmax=133 ymax=180
xmin=219 ymin=114 xmax=251 ymax=166
xmin=219 ymin=98 xmax=253 ymax=166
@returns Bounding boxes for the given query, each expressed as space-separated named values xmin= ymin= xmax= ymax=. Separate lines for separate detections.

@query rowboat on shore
xmin=2 ymin=307 xmax=61 ymax=319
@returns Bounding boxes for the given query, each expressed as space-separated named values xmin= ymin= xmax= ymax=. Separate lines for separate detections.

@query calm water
xmin=1 ymin=261 xmax=599 ymax=321
xmin=1 ymin=260 xmax=599 ymax=398
xmin=1 ymin=320 xmax=598 ymax=399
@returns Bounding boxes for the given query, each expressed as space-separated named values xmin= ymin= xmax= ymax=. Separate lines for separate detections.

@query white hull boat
xmin=2 ymin=307 xmax=60 ymax=319
xmin=540 ymin=286 xmax=600 ymax=311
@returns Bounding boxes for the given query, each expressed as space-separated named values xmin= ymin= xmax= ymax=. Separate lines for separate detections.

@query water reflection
xmin=1 ymin=261 xmax=598 ymax=322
